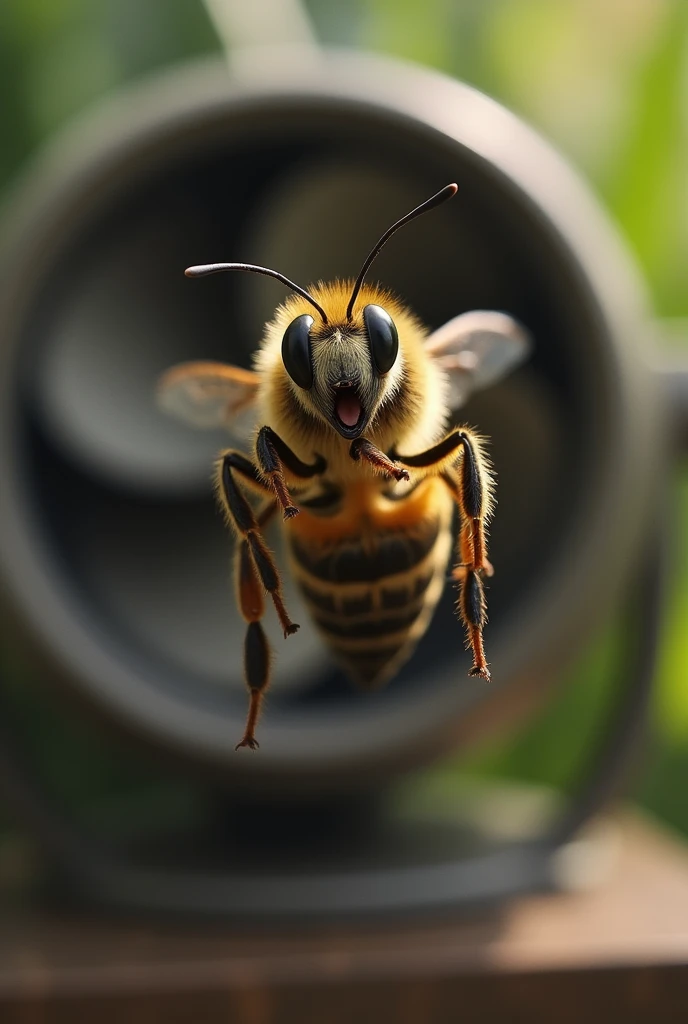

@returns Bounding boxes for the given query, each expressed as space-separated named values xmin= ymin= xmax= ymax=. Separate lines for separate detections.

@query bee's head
xmin=279 ymin=290 xmax=402 ymax=440
xmin=185 ymin=183 xmax=457 ymax=440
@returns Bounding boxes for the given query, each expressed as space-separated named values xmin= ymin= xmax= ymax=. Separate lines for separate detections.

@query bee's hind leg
xmin=234 ymin=530 xmax=273 ymax=751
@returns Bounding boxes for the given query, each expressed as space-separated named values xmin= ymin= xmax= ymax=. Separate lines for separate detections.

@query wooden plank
xmin=0 ymin=813 xmax=686 ymax=1022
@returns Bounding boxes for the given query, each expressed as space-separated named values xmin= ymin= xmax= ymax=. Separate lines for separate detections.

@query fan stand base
xmin=35 ymin=781 xmax=617 ymax=920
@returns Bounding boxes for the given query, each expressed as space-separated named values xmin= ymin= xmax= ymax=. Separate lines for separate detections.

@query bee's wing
xmin=157 ymin=361 xmax=260 ymax=438
xmin=425 ymin=311 xmax=532 ymax=410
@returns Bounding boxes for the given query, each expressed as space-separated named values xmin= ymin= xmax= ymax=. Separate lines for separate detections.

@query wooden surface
xmin=0 ymin=813 xmax=686 ymax=1023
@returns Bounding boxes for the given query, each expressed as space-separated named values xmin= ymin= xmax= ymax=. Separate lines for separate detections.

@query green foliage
xmin=603 ymin=1 xmax=688 ymax=315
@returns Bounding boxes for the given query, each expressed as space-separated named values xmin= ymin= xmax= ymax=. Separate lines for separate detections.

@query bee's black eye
xmin=363 ymin=304 xmax=399 ymax=375
xmin=282 ymin=313 xmax=314 ymax=389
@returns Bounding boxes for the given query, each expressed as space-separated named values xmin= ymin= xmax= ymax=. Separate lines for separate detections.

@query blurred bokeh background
xmin=0 ymin=0 xmax=686 ymax=883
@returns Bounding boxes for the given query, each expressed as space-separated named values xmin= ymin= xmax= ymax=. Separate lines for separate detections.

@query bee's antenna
xmin=185 ymin=262 xmax=329 ymax=324
xmin=346 ymin=183 xmax=459 ymax=321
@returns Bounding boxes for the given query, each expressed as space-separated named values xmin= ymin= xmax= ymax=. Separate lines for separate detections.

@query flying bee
xmin=158 ymin=183 xmax=531 ymax=750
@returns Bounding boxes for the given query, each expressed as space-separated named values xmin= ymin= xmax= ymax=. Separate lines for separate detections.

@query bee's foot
xmin=284 ymin=622 xmax=300 ymax=638
xmin=469 ymin=666 xmax=491 ymax=682
xmin=393 ymin=467 xmax=410 ymax=482
xmin=283 ymin=506 xmax=300 ymax=520
xmin=235 ymin=735 xmax=260 ymax=751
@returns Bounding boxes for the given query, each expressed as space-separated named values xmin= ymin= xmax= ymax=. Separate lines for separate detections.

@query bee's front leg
xmin=255 ymin=426 xmax=326 ymax=519
xmin=348 ymin=437 xmax=409 ymax=482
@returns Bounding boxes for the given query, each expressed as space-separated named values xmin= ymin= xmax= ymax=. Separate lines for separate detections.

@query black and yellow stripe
xmin=290 ymin=521 xmax=439 ymax=584
xmin=288 ymin=516 xmax=451 ymax=687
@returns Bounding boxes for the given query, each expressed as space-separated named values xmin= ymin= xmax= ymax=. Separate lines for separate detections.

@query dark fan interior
xmin=16 ymin=104 xmax=596 ymax=725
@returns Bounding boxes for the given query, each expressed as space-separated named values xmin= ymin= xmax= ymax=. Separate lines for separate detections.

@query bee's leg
xmin=255 ymin=426 xmax=327 ymax=520
xmin=217 ymin=451 xmax=299 ymax=639
xmin=450 ymin=560 xmax=490 ymax=682
xmin=348 ymin=438 xmax=409 ymax=481
xmin=233 ymin=510 xmax=275 ymax=751
xmin=393 ymin=429 xmax=495 ymax=681
xmin=441 ymin=466 xmax=494 ymax=580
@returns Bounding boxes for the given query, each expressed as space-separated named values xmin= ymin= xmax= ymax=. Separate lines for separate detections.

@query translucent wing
xmin=157 ymin=361 xmax=260 ymax=437
xmin=425 ymin=311 xmax=532 ymax=410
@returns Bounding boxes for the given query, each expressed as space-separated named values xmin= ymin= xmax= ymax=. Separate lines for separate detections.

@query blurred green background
xmin=0 ymin=0 xmax=686 ymax=845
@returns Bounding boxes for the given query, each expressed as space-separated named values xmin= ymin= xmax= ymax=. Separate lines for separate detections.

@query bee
xmin=158 ymin=184 xmax=531 ymax=750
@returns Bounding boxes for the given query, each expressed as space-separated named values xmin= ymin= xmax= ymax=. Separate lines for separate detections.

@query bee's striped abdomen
xmin=288 ymin=485 xmax=453 ymax=686
xmin=290 ymin=524 xmax=438 ymax=584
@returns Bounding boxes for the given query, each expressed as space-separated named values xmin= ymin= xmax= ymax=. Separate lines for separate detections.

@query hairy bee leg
xmin=256 ymin=426 xmax=327 ymax=520
xmin=394 ymin=429 xmax=494 ymax=573
xmin=394 ymin=429 xmax=495 ymax=681
xmin=459 ymin=569 xmax=490 ymax=681
xmin=394 ymin=429 xmax=494 ymax=574
xmin=349 ymin=437 xmax=409 ymax=481
xmin=246 ymin=530 xmax=299 ymax=637
xmin=451 ymin=521 xmax=494 ymax=579
xmin=239 ymin=621 xmax=270 ymax=751
xmin=234 ymin=538 xmax=273 ymax=750
xmin=444 ymin=477 xmax=494 ymax=579
xmin=218 ymin=452 xmax=299 ymax=637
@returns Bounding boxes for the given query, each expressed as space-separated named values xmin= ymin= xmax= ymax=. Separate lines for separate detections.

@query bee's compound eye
xmin=282 ymin=313 xmax=314 ymax=390
xmin=363 ymin=305 xmax=399 ymax=375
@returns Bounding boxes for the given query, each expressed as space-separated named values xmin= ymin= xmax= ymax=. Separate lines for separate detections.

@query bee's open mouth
xmin=332 ymin=383 xmax=364 ymax=438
